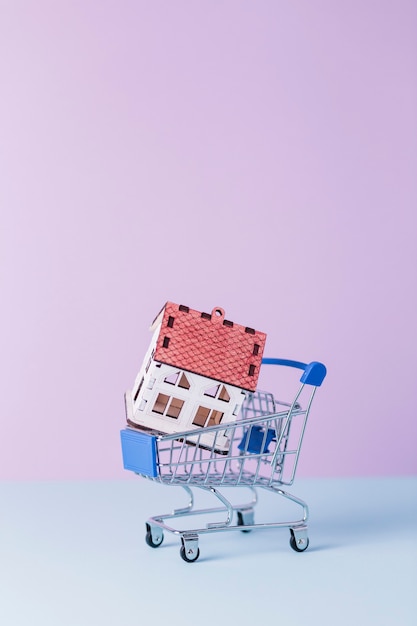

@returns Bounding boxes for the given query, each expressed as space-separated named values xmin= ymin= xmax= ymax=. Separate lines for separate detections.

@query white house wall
xmin=131 ymin=323 xmax=161 ymax=398
xmin=127 ymin=361 xmax=247 ymax=452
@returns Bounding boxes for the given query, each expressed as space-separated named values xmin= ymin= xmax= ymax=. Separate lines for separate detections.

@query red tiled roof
xmin=153 ymin=302 xmax=267 ymax=392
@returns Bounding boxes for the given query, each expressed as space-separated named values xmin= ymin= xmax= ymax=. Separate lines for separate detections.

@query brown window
xmin=192 ymin=406 xmax=224 ymax=428
xmin=253 ymin=344 xmax=260 ymax=356
xmin=192 ymin=406 xmax=211 ymax=427
xmin=153 ymin=394 xmax=184 ymax=419
xmin=166 ymin=397 xmax=184 ymax=419
xmin=153 ymin=393 xmax=170 ymax=414
xmin=208 ymin=410 xmax=224 ymax=426
xmin=248 ymin=364 xmax=256 ymax=376
xmin=218 ymin=386 xmax=230 ymax=402
xmin=164 ymin=371 xmax=190 ymax=389
xmin=178 ymin=373 xmax=190 ymax=389
xmin=204 ymin=384 xmax=230 ymax=402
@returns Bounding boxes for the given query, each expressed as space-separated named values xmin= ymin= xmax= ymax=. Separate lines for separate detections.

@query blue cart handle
xmin=261 ymin=358 xmax=327 ymax=387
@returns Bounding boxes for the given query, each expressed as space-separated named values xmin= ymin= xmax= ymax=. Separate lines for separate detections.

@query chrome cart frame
xmin=121 ymin=358 xmax=326 ymax=562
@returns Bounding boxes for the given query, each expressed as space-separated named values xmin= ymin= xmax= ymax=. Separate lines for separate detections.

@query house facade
xmin=125 ymin=302 xmax=267 ymax=452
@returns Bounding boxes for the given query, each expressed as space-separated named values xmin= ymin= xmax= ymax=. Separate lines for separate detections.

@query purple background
xmin=1 ymin=1 xmax=416 ymax=480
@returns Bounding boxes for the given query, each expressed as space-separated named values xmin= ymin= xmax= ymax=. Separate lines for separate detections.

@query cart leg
xmin=272 ymin=487 xmax=309 ymax=523
xmin=173 ymin=486 xmax=194 ymax=515
xmin=203 ymin=487 xmax=233 ymax=529
xmin=180 ymin=534 xmax=200 ymax=563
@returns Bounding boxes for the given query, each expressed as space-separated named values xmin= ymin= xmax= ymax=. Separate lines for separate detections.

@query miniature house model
xmin=125 ymin=302 xmax=267 ymax=452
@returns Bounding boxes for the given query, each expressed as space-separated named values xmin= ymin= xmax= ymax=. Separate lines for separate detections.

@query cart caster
xmin=180 ymin=545 xmax=200 ymax=563
xmin=145 ymin=523 xmax=164 ymax=548
xmin=180 ymin=535 xmax=200 ymax=563
xmin=237 ymin=509 xmax=254 ymax=533
xmin=289 ymin=528 xmax=309 ymax=552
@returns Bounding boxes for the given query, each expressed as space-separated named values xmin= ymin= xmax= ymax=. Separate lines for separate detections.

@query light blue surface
xmin=0 ymin=477 xmax=416 ymax=626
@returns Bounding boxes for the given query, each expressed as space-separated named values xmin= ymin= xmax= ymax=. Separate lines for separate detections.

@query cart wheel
xmin=237 ymin=511 xmax=252 ymax=533
xmin=289 ymin=531 xmax=309 ymax=552
xmin=145 ymin=523 xmax=164 ymax=548
xmin=180 ymin=545 xmax=200 ymax=563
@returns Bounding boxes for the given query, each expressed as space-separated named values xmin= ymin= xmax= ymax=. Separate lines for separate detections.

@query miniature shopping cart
xmin=121 ymin=358 xmax=326 ymax=562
